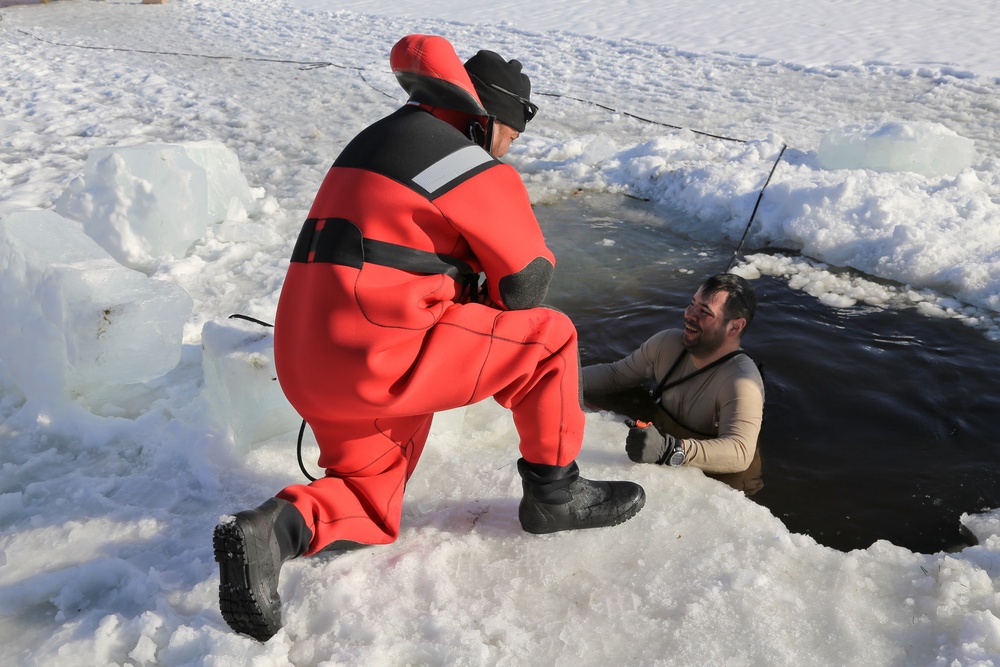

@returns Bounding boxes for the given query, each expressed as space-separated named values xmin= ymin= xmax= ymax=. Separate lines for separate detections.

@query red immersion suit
xmin=273 ymin=35 xmax=584 ymax=553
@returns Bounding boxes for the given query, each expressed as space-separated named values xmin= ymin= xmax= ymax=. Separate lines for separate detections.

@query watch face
xmin=668 ymin=448 xmax=685 ymax=466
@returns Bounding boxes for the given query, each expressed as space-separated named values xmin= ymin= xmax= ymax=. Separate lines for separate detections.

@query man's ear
xmin=728 ymin=318 xmax=746 ymax=336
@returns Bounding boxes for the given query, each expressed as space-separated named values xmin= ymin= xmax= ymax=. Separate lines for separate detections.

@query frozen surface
xmin=2 ymin=0 xmax=1000 ymax=665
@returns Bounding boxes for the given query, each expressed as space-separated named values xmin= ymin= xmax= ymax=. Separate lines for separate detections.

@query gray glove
xmin=625 ymin=420 xmax=683 ymax=465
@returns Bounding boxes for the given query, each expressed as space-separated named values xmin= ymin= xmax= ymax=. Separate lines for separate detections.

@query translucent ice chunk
xmin=0 ymin=210 xmax=193 ymax=405
xmin=201 ymin=316 xmax=299 ymax=452
xmin=817 ymin=121 xmax=975 ymax=177
xmin=54 ymin=141 xmax=256 ymax=269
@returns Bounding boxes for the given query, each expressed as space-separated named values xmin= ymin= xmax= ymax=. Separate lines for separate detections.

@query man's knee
xmin=502 ymin=304 xmax=578 ymax=348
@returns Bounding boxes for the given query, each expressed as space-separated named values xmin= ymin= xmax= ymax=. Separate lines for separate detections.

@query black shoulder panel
xmin=334 ymin=107 xmax=498 ymax=199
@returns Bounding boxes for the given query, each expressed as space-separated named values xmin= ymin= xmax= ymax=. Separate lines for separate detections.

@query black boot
xmin=213 ymin=497 xmax=312 ymax=642
xmin=517 ymin=458 xmax=645 ymax=534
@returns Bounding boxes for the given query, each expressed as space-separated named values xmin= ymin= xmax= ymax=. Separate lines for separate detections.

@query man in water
xmin=583 ymin=273 xmax=764 ymax=477
xmin=213 ymin=34 xmax=645 ymax=642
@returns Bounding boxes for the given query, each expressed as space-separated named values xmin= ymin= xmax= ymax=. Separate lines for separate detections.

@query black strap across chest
xmin=650 ymin=348 xmax=747 ymax=399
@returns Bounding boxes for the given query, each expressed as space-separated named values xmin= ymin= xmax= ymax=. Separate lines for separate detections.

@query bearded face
xmin=682 ymin=288 xmax=733 ymax=356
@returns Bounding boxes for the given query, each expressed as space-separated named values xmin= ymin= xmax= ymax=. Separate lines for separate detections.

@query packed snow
xmin=2 ymin=0 xmax=1000 ymax=665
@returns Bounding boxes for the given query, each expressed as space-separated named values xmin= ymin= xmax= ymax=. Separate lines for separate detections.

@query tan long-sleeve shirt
xmin=583 ymin=329 xmax=764 ymax=474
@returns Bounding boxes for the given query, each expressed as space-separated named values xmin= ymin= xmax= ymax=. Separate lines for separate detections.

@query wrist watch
xmin=666 ymin=440 xmax=686 ymax=466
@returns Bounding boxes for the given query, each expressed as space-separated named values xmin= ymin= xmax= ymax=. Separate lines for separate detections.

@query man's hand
xmin=625 ymin=420 xmax=679 ymax=465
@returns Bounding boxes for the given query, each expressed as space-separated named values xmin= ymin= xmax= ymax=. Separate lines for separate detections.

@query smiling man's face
xmin=682 ymin=287 xmax=733 ymax=356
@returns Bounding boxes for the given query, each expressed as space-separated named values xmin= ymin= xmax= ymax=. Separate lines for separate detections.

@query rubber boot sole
xmin=213 ymin=519 xmax=283 ymax=642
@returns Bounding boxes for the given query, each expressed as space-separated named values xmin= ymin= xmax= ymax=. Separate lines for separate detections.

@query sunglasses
xmin=488 ymin=83 xmax=539 ymax=121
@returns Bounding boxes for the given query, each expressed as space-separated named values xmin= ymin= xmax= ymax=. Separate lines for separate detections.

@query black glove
xmin=625 ymin=420 xmax=681 ymax=465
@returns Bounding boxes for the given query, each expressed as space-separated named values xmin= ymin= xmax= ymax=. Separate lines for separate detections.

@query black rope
xmin=296 ymin=419 xmax=317 ymax=482
xmin=726 ymin=142 xmax=787 ymax=271
xmin=10 ymin=22 xmax=755 ymax=144
xmin=530 ymin=89 xmax=785 ymax=273
xmin=13 ymin=25 xmax=352 ymax=71
xmin=11 ymin=22 xmax=407 ymax=102
xmin=227 ymin=313 xmax=273 ymax=328
xmin=535 ymin=91 xmax=747 ymax=143
xmin=536 ymin=84 xmax=787 ymax=272
xmin=357 ymin=69 xmax=403 ymax=102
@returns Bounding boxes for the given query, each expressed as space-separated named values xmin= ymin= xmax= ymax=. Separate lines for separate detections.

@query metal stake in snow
xmin=726 ymin=143 xmax=787 ymax=272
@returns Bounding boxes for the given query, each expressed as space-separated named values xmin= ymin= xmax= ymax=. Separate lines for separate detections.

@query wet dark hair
xmin=700 ymin=273 xmax=757 ymax=325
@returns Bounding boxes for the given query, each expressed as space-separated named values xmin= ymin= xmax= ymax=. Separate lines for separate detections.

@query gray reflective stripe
xmin=412 ymin=145 xmax=493 ymax=192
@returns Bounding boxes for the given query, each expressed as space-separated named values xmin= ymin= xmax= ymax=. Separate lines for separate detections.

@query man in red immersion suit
xmin=214 ymin=34 xmax=645 ymax=642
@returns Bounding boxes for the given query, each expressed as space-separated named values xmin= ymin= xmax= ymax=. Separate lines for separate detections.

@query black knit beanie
xmin=464 ymin=50 xmax=536 ymax=132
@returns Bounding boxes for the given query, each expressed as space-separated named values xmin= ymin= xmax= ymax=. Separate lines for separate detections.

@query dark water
xmin=537 ymin=192 xmax=1000 ymax=554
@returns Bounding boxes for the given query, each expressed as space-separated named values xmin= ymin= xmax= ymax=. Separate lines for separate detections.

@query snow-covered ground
xmin=2 ymin=1 xmax=1000 ymax=664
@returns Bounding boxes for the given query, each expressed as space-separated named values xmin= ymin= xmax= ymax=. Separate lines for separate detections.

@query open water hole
xmin=537 ymin=191 xmax=1000 ymax=554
